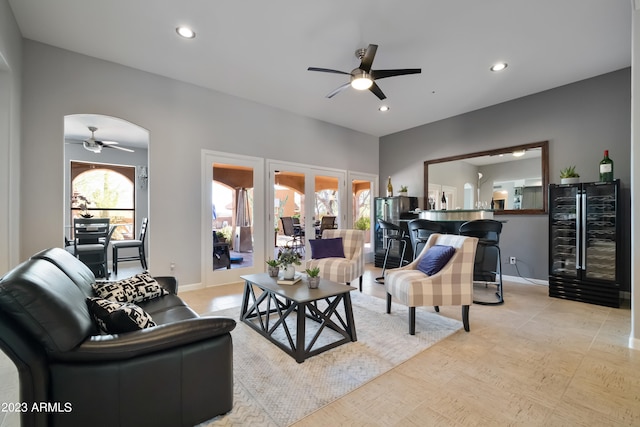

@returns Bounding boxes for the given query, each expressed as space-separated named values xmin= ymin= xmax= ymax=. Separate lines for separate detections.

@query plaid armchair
xmin=385 ymin=233 xmax=478 ymax=335
xmin=306 ymin=229 xmax=365 ymax=291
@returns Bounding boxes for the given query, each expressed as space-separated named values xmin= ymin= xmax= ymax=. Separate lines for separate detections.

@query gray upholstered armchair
xmin=385 ymin=233 xmax=478 ymax=334
xmin=306 ymin=229 xmax=365 ymax=291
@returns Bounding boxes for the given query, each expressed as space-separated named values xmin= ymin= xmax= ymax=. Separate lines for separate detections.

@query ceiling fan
xmin=307 ymin=44 xmax=421 ymax=100
xmin=82 ymin=126 xmax=134 ymax=153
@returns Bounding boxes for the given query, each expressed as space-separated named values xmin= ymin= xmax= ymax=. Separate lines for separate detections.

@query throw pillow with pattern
xmin=92 ymin=272 xmax=168 ymax=303
xmin=87 ymin=297 xmax=156 ymax=334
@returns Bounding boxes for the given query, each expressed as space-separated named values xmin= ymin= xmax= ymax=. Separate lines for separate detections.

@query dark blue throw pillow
xmin=417 ymin=245 xmax=456 ymax=276
xmin=309 ymin=237 xmax=345 ymax=259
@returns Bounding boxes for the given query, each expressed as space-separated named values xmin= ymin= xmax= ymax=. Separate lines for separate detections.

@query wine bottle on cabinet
xmin=599 ymin=150 xmax=614 ymax=182
xmin=386 ymin=176 xmax=393 ymax=197
xmin=441 ymin=192 xmax=447 ymax=210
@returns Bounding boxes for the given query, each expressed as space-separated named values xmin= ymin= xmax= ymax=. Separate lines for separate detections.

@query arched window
xmin=71 ymin=161 xmax=135 ymax=240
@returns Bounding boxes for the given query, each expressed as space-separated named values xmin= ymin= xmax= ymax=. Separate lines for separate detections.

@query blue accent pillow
xmin=417 ymin=245 xmax=456 ymax=276
xmin=309 ymin=237 xmax=345 ymax=259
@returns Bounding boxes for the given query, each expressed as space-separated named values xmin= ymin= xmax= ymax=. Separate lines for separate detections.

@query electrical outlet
xmin=509 ymin=257 xmax=516 ymax=265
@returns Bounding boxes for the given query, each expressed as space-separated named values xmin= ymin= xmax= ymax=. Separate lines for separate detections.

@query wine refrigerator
xmin=374 ymin=196 xmax=418 ymax=268
xmin=548 ymin=180 xmax=621 ymax=307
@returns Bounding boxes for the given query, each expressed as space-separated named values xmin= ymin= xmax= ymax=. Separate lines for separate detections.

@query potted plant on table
xmin=560 ymin=166 xmax=580 ymax=184
xmin=305 ymin=267 xmax=321 ymax=289
xmin=277 ymin=247 xmax=301 ymax=280
xmin=266 ymin=259 xmax=280 ymax=277
xmin=398 ymin=185 xmax=408 ymax=196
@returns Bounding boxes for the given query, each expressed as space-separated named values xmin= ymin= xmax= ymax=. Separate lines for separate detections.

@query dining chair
xmin=112 ymin=218 xmax=148 ymax=274
xmin=73 ymin=219 xmax=115 ymax=278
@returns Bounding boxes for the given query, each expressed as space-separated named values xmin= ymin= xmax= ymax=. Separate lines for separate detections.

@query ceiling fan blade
xmin=308 ymin=67 xmax=351 ymax=76
xmin=326 ymin=82 xmax=351 ymax=98
xmin=368 ymin=82 xmax=386 ymax=100
xmin=371 ymin=68 xmax=422 ymax=80
xmin=359 ymin=44 xmax=378 ymax=72
xmin=106 ymin=145 xmax=135 ymax=153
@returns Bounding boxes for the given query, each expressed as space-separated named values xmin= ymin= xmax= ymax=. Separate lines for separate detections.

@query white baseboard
xmin=179 ymin=282 xmax=204 ymax=292
xmin=502 ymin=274 xmax=548 ymax=286
xmin=629 ymin=336 xmax=640 ymax=350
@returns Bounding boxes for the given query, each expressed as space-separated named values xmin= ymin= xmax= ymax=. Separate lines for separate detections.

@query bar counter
xmin=418 ymin=209 xmax=494 ymax=221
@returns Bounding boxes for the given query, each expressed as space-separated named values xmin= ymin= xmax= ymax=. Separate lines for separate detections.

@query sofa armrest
xmin=154 ymin=276 xmax=178 ymax=294
xmin=51 ymin=316 xmax=235 ymax=362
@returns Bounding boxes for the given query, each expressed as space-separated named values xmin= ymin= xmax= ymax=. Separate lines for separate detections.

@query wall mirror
xmin=424 ymin=140 xmax=549 ymax=215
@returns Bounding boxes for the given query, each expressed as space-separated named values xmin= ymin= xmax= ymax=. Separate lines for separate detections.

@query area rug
xmin=199 ymin=291 xmax=462 ymax=427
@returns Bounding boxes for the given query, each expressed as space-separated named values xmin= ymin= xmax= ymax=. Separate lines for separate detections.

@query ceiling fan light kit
xmin=350 ymin=70 xmax=373 ymax=90
xmin=308 ymin=43 xmax=421 ymax=101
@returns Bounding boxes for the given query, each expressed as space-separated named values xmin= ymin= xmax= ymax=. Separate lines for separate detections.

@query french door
xmin=202 ymin=150 xmax=265 ymax=286
xmin=348 ymin=171 xmax=377 ymax=262
xmin=267 ymin=160 xmax=346 ymax=268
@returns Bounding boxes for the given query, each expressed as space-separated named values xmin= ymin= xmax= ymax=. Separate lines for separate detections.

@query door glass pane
xmin=352 ymin=179 xmax=371 ymax=249
xmin=212 ymin=163 xmax=254 ymax=270
xmin=584 ymin=183 xmax=617 ymax=281
xmin=315 ymin=175 xmax=339 ymax=239
xmin=549 ymin=185 xmax=578 ymax=278
xmin=275 ymin=170 xmax=306 ymax=261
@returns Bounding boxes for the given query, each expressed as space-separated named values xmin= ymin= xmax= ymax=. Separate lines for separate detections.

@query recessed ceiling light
xmin=490 ymin=62 xmax=508 ymax=72
xmin=176 ymin=26 xmax=196 ymax=39
xmin=379 ymin=105 xmax=389 ymax=112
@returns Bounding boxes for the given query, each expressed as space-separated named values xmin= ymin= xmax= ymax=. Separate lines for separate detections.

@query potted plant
xmin=560 ymin=166 xmax=580 ymax=184
xmin=305 ymin=267 xmax=321 ymax=289
xmin=398 ymin=185 xmax=408 ymax=196
xmin=277 ymin=247 xmax=301 ymax=280
xmin=355 ymin=216 xmax=371 ymax=243
xmin=266 ymin=259 xmax=280 ymax=277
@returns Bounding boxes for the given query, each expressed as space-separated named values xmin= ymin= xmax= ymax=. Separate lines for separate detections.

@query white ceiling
xmin=8 ymin=0 xmax=633 ymax=139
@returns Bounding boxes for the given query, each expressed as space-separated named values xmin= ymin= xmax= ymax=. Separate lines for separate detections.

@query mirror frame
xmin=423 ymin=140 xmax=549 ymax=215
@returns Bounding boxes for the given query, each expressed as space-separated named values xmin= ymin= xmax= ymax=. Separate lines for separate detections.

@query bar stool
xmin=407 ymin=219 xmax=447 ymax=260
xmin=459 ymin=219 xmax=504 ymax=305
xmin=375 ymin=219 xmax=408 ymax=284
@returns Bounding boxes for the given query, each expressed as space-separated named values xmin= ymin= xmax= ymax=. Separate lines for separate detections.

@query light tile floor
xmin=2 ymin=263 xmax=637 ymax=426
xmin=180 ymin=265 xmax=640 ymax=427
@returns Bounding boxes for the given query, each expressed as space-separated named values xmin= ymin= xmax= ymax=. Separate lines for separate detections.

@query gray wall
xmin=0 ymin=0 xmax=22 ymax=273
xmin=19 ymin=40 xmax=378 ymax=285
xmin=380 ymin=69 xmax=631 ymax=283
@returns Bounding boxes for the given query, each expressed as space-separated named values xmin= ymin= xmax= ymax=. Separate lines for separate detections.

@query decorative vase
xmin=398 ymin=191 xmax=407 ymax=197
xmin=307 ymin=276 xmax=320 ymax=289
xmin=283 ymin=264 xmax=296 ymax=280
xmin=268 ymin=266 xmax=279 ymax=277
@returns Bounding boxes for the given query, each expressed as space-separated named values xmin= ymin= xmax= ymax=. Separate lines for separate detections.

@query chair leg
xmin=386 ymin=293 xmax=392 ymax=314
xmin=409 ymin=307 xmax=416 ymax=335
xmin=140 ymin=246 xmax=147 ymax=270
xmin=462 ymin=305 xmax=470 ymax=332
xmin=358 ymin=276 xmax=363 ymax=292
xmin=112 ymin=247 xmax=118 ymax=275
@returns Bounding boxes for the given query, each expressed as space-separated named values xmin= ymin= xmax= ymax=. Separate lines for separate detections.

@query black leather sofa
xmin=0 ymin=247 xmax=236 ymax=427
